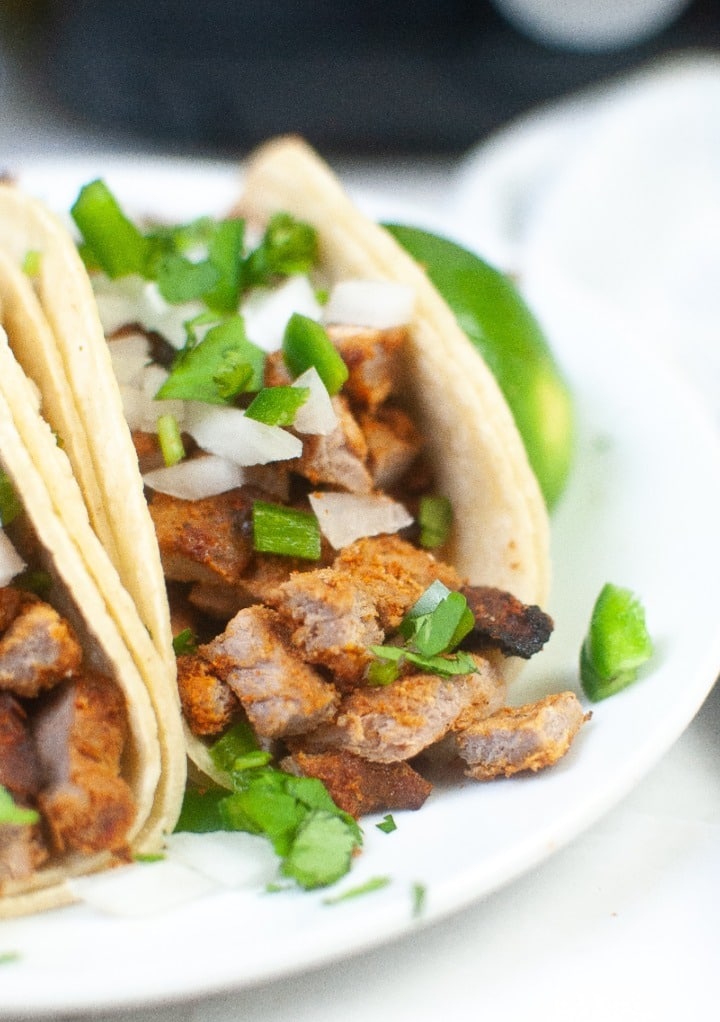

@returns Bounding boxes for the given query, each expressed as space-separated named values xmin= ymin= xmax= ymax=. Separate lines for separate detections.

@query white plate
xmin=2 ymin=157 xmax=720 ymax=1016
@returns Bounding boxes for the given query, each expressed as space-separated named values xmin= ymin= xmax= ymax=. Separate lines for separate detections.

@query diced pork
xmin=283 ymin=748 xmax=432 ymax=818
xmin=32 ymin=674 xmax=136 ymax=855
xmin=359 ymin=405 xmax=423 ymax=491
xmin=267 ymin=568 xmax=383 ymax=688
xmin=176 ymin=653 xmax=239 ymax=737
xmin=0 ymin=692 xmax=42 ymax=800
xmin=149 ymin=488 xmax=254 ymax=586
xmin=302 ymin=655 xmax=504 ymax=762
xmin=332 ymin=534 xmax=464 ymax=631
xmin=289 ymin=396 xmax=373 ymax=494
xmin=455 ymin=691 xmax=590 ymax=779
xmin=0 ymin=596 xmax=83 ymax=698
xmin=200 ymin=605 xmax=339 ymax=739
xmin=0 ymin=823 xmax=48 ymax=884
xmin=325 ymin=324 xmax=407 ymax=409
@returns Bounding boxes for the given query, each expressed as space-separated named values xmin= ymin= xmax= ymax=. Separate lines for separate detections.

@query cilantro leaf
xmin=156 ymin=316 xmax=264 ymax=404
xmin=281 ymin=810 xmax=359 ymax=890
xmin=156 ymin=253 xmax=220 ymax=304
xmin=0 ymin=785 xmax=39 ymax=826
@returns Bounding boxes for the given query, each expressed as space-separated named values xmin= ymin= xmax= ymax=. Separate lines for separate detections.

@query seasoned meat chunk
xmin=455 ymin=692 xmax=589 ymax=779
xmin=283 ymin=748 xmax=432 ymax=818
xmin=176 ymin=654 xmax=240 ymax=737
xmin=267 ymin=568 xmax=383 ymax=688
xmin=0 ymin=587 xmax=25 ymax=632
xmin=303 ymin=655 xmax=504 ymax=762
xmin=359 ymin=405 xmax=423 ymax=490
xmin=0 ymin=822 xmax=48 ymax=884
xmin=32 ymin=674 xmax=136 ymax=855
xmin=333 ymin=535 xmax=464 ymax=631
xmin=131 ymin=430 xmax=165 ymax=474
xmin=201 ymin=606 xmax=339 ymax=739
xmin=325 ymin=324 xmax=407 ymax=409
xmin=461 ymin=585 xmax=554 ymax=659
xmin=149 ymin=488 xmax=254 ymax=586
xmin=290 ymin=396 xmax=373 ymax=494
xmin=0 ymin=596 xmax=83 ymax=698
xmin=0 ymin=692 xmax=41 ymax=800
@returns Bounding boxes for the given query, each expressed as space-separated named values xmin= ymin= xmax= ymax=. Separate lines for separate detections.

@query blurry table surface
xmin=1 ymin=50 xmax=719 ymax=1022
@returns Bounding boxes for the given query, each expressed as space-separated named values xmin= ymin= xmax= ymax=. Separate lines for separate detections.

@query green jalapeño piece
xmin=580 ymin=583 xmax=653 ymax=702
xmin=282 ymin=313 xmax=348 ymax=396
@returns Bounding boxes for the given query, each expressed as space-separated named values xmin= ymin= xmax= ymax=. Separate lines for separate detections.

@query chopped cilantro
xmin=133 ymin=852 xmax=166 ymax=863
xmin=156 ymin=252 xmax=220 ymax=304
xmin=411 ymin=882 xmax=427 ymax=918
xmin=0 ymin=469 xmax=21 ymax=526
xmin=418 ymin=494 xmax=453 ymax=549
xmin=156 ymin=316 xmax=264 ymax=404
xmin=0 ymin=951 xmax=20 ymax=966
xmin=22 ymin=249 xmax=41 ymax=276
xmin=369 ymin=583 xmax=478 ymax=682
xmin=176 ymin=725 xmax=363 ymax=890
xmin=376 ymin=814 xmax=397 ymax=834
xmin=0 ymin=785 xmax=39 ymax=826
xmin=323 ymin=875 xmax=391 ymax=904
xmin=244 ymin=213 xmax=318 ymax=287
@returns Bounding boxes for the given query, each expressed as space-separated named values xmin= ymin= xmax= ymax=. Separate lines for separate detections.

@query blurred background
xmin=0 ymin=0 xmax=717 ymax=157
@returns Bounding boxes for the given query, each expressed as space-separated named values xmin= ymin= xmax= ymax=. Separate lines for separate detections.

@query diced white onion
xmin=68 ymin=859 xmax=217 ymax=917
xmin=165 ymin=831 xmax=278 ymax=889
xmin=323 ymin=280 xmax=415 ymax=329
xmin=242 ymin=275 xmax=323 ymax=352
xmin=291 ymin=367 xmax=338 ymax=435
xmin=143 ymin=455 xmax=245 ymax=500
xmin=92 ymin=273 xmax=203 ymax=349
xmin=185 ymin=403 xmax=302 ymax=466
xmin=308 ymin=491 xmax=413 ymax=549
xmin=0 ymin=529 xmax=25 ymax=587
xmin=109 ymin=333 xmax=150 ymax=386
xmin=118 ymin=384 xmax=146 ymax=431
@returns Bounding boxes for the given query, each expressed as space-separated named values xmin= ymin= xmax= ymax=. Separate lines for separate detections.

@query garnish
xmin=12 ymin=570 xmax=52 ymax=598
xmin=0 ymin=469 xmax=21 ymax=526
xmin=245 ymin=386 xmax=310 ymax=427
xmin=156 ymin=252 xmax=221 ymax=305
xmin=580 ymin=583 xmax=653 ymax=701
xmin=282 ymin=313 xmax=349 ymax=396
xmin=376 ymin=814 xmax=397 ymax=834
xmin=133 ymin=852 xmax=166 ymax=863
xmin=252 ymin=501 xmax=322 ymax=561
xmin=369 ymin=581 xmax=477 ymax=684
xmin=156 ymin=413 xmax=185 ymax=467
xmin=175 ymin=723 xmax=363 ymax=890
xmin=323 ymin=876 xmax=391 ymax=904
xmin=244 ymin=212 xmax=318 ymax=287
xmin=172 ymin=628 xmax=198 ymax=656
xmin=411 ymin=882 xmax=427 ymax=918
xmin=418 ymin=494 xmax=453 ymax=549
xmin=22 ymin=249 xmax=41 ymax=276
xmin=71 ymin=179 xmax=150 ymax=279
xmin=156 ymin=317 xmax=264 ymax=404
xmin=0 ymin=952 xmax=20 ymax=966
xmin=0 ymin=785 xmax=39 ymax=826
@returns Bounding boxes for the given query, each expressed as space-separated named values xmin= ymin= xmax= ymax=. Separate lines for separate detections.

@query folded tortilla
xmin=0 ymin=207 xmax=186 ymax=834
xmin=0 ymin=138 xmax=550 ymax=789
xmin=0 ymin=333 xmax=166 ymax=916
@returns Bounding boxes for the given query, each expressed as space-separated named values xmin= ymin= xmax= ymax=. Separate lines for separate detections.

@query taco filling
xmin=0 ymin=470 xmax=136 ymax=889
xmin=68 ymin=164 xmax=586 ymax=818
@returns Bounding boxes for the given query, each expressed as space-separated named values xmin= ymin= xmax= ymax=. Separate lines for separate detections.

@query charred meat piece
xmin=149 ymin=488 xmax=254 ymax=586
xmin=302 ymin=655 xmax=504 ymax=763
xmin=455 ymin=691 xmax=589 ymax=780
xmin=461 ymin=585 xmax=554 ymax=659
xmin=289 ymin=396 xmax=373 ymax=494
xmin=283 ymin=748 xmax=432 ymax=818
xmin=0 ymin=595 xmax=83 ymax=698
xmin=333 ymin=535 xmax=464 ymax=631
xmin=267 ymin=568 xmax=383 ymax=688
xmin=32 ymin=673 xmax=136 ymax=855
xmin=0 ymin=692 xmax=42 ymax=800
xmin=325 ymin=324 xmax=407 ymax=409
xmin=176 ymin=654 xmax=240 ymax=737
xmin=200 ymin=605 xmax=339 ymax=739
xmin=359 ymin=405 xmax=423 ymax=491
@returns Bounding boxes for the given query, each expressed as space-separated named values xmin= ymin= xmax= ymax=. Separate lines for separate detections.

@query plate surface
xmin=2 ymin=156 xmax=720 ymax=1016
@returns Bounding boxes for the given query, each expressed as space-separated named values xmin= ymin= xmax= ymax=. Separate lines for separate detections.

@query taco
xmin=2 ymin=139 xmax=585 ymax=817
xmin=0 ymin=329 xmax=166 ymax=917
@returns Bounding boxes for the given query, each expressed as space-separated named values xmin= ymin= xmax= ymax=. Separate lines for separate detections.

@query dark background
xmin=2 ymin=0 xmax=718 ymax=156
